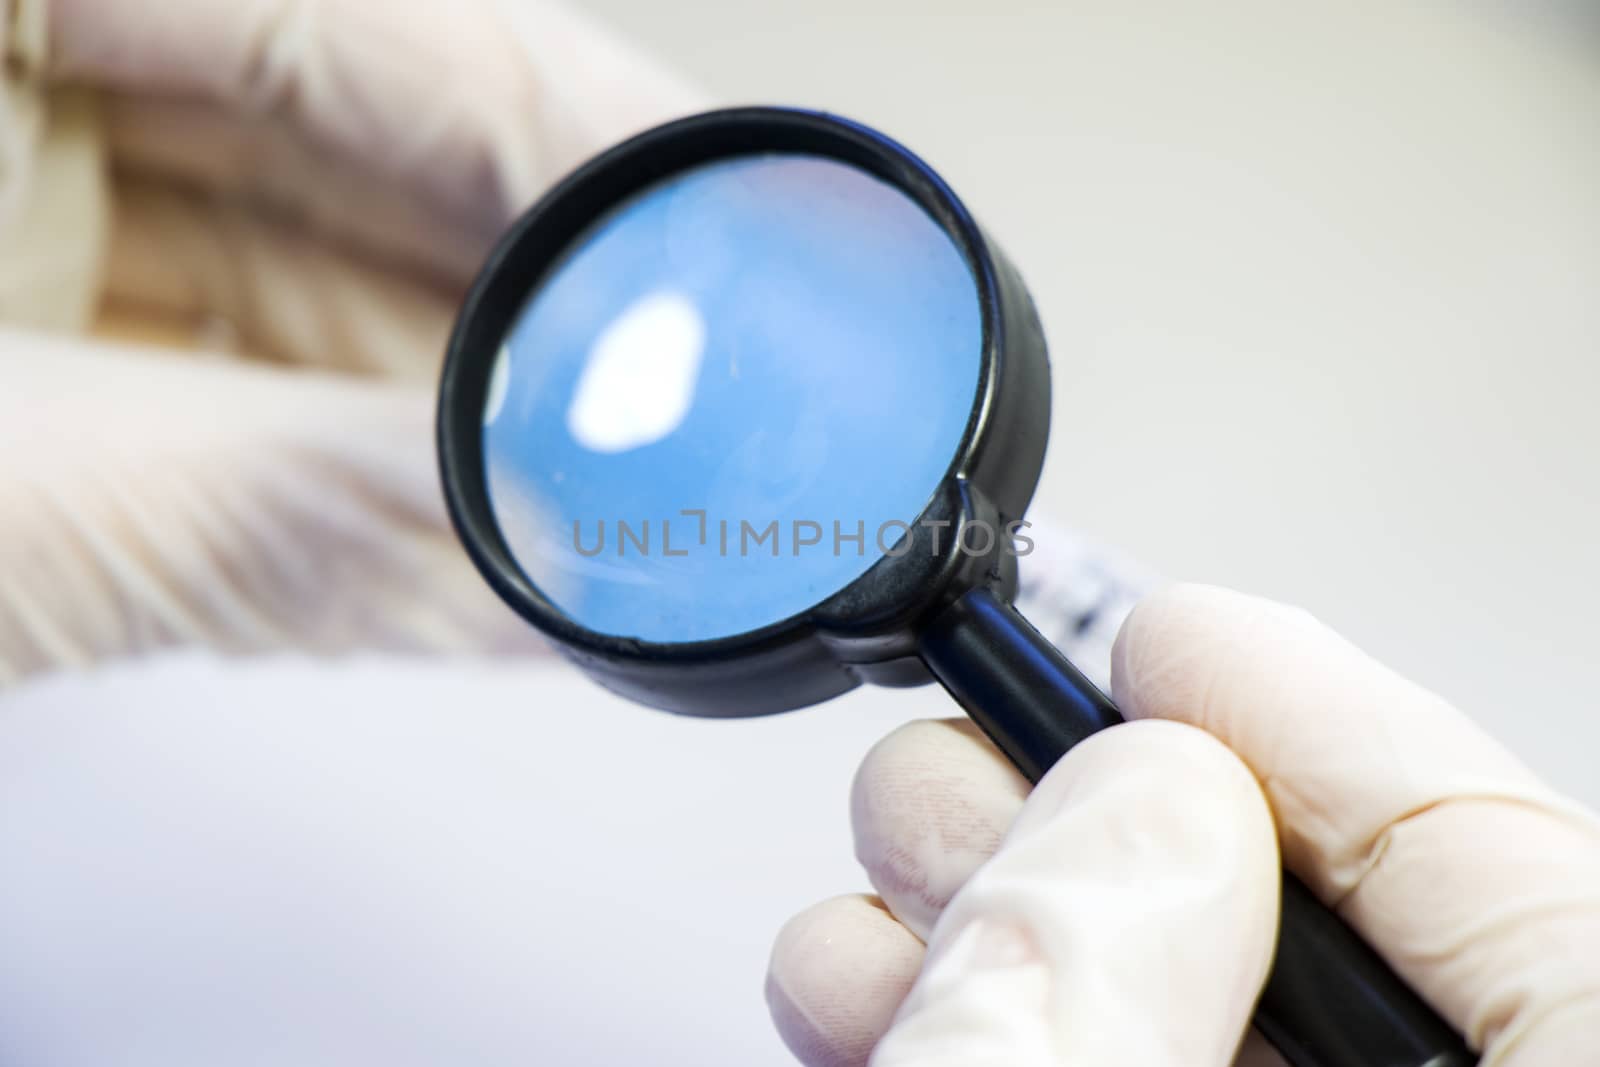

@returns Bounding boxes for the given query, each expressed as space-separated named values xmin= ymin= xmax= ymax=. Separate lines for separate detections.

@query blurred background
xmin=3 ymin=2 xmax=1596 ymax=1065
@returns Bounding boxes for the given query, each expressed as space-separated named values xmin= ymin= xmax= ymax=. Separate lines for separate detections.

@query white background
xmin=2 ymin=3 xmax=1596 ymax=1065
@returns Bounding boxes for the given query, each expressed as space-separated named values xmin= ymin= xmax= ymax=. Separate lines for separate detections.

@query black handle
xmin=917 ymin=587 xmax=1477 ymax=1067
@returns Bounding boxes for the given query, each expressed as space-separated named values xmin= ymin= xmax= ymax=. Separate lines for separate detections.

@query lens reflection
xmin=483 ymin=154 xmax=982 ymax=642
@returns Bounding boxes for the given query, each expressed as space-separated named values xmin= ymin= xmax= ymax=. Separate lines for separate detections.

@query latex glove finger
xmin=770 ymin=720 xmax=1280 ymax=1067
xmin=1114 ymin=584 xmax=1600 ymax=1063
xmin=851 ymin=718 xmax=1031 ymax=942
xmin=767 ymin=895 xmax=927 ymax=1067
xmin=875 ymin=721 xmax=1279 ymax=1067
xmin=765 ymin=892 xmax=1285 ymax=1067
xmin=0 ymin=7 xmax=103 ymax=334
xmin=0 ymin=331 xmax=540 ymax=682
xmin=780 ymin=717 xmax=1286 ymax=1066
xmin=98 ymin=176 xmax=457 ymax=379
xmin=761 ymin=720 xmax=1033 ymax=1067
xmin=46 ymin=0 xmax=706 ymax=280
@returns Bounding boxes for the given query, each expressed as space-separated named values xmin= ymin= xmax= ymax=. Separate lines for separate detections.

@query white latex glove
xmin=0 ymin=0 xmax=705 ymax=682
xmin=767 ymin=584 xmax=1600 ymax=1066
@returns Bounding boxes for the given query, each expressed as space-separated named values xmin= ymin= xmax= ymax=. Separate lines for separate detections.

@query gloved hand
xmin=0 ymin=0 xmax=704 ymax=683
xmin=767 ymin=584 xmax=1600 ymax=1066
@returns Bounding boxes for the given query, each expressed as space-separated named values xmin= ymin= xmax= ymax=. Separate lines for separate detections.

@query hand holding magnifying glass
xmin=435 ymin=109 xmax=1525 ymax=1065
xmin=769 ymin=584 xmax=1600 ymax=1066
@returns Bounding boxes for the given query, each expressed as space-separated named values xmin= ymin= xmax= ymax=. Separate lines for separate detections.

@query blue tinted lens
xmin=482 ymin=154 xmax=982 ymax=642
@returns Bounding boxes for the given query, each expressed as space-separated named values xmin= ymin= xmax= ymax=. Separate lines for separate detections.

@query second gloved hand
xmin=0 ymin=0 xmax=704 ymax=683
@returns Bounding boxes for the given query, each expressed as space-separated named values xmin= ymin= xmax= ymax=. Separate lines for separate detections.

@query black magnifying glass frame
xmin=437 ymin=107 xmax=1476 ymax=1067
xmin=438 ymin=106 xmax=1047 ymax=718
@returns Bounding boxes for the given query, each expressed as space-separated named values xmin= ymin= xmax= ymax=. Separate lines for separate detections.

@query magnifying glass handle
xmin=918 ymin=586 xmax=1478 ymax=1067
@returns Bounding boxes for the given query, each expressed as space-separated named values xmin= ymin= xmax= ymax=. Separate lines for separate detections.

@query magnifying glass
xmin=437 ymin=107 xmax=1475 ymax=1067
